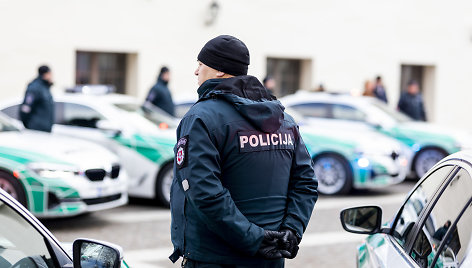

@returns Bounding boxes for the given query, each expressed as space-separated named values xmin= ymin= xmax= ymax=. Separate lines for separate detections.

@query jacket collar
xmin=197 ymin=78 xmax=225 ymax=99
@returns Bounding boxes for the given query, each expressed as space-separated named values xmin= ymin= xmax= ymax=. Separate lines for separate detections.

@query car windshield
xmin=368 ymin=100 xmax=412 ymax=123
xmin=0 ymin=199 xmax=57 ymax=267
xmin=113 ymin=102 xmax=177 ymax=129
xmin=0 ymin=113 xmax=19 ymax=132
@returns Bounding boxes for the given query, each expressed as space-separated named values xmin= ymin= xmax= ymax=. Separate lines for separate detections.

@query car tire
xmin=0 ymin=170 xmax=27 ymax=207
xmin=414 ymin=148 xmax=447 ymax=179
xmin=313 ymin=154 xmax=352 ymax=195
xmin=155 ymin=163 xmax=173 ymax=207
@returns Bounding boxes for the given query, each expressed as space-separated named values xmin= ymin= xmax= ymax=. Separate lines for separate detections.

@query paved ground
xmin=42 ymin=179 xmax=417 ymax=268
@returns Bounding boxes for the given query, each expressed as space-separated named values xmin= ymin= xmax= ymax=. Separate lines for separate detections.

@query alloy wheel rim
xmin=0 ymin=177 xmax=18 ymax=199
xmin=314 ymin=156 xmax=346 ymax=194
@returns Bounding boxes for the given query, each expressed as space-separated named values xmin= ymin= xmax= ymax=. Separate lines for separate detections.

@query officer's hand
xmin=257 ymin=230 xmax=291 ymax=259
xmin=280 ymin=229 xmax=300 ymax=259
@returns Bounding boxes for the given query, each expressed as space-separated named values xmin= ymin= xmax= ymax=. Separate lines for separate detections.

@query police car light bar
xmin=66 ymin=85 xmax=116 ymax=95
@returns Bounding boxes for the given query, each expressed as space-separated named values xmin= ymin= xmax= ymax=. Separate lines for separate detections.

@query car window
xmin=175 ymin=103 xmax=194 ymax=118
xmin=290 ymin=103 xmax=331 ymax=118
xmin=332 ymin=104 xmax=366 ymax=121
xmin=58 ymin=102 xmax=104 ymax=128
xmin=444 ymin=202 xmax=472 ymax=267
xmin=392 ymin=165 xmax=455 ymax=248
xmin=1 ymin=105 xmax=20 ymax=120
xmin=412 ymin=168 xmax=472 ymax=267
xmin=0 ymin=200 xmax=57 ymax=267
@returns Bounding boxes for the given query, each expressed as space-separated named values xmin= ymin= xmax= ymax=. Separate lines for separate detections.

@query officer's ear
xmin=215 ymin=71 xmax=226 ymax=78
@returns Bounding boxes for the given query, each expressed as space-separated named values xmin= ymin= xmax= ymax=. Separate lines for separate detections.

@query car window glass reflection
xmin=413 ymin=168 xmax=472 ymax=267
xmin=448 ymin=203 xmax=472 ymax=267
xmin=332 ymin=104 xmax=366 ymax=122
xmin=392 ymin=165 xmax=454 ymax=247
xmin=291 ymin=103 xmax=331 ymax=118
xmin=0 ymin=200 xmax=57 ymax=267
xmin=61 ymin=102 xmax=104 ymax=128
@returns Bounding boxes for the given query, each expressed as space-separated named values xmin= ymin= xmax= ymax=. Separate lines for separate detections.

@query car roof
xmin=56 ymin=93 xmax=139 ymax=105
xmin=280 ymin=91 xmax=377 ymax=106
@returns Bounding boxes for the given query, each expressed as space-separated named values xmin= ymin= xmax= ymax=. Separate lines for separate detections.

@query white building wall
xmin=0 ymin=0 xmax=471 ymax=130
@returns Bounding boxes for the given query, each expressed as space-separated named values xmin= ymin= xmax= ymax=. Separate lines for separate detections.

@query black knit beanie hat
xmin=197 ymin=35 xmax=250 ymax=76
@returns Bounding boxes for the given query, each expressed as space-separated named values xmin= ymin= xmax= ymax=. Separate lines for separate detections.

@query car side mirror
xmin=340 ymin=206 xmax=382 ymax=234
xmin=73 ymin=239 xmax=123 ymax=268
xmin=96 ymin=120 xmax=122 ymax=137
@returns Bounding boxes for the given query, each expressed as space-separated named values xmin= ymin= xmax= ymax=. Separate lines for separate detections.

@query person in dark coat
xmin=398 ymin=80 xmax=427 ymax=121
xmin=19 ymin=65 xmax=55 ymax=132
xmin=373 ymin=76 xmax=388 ymax=103
xmin=263 ymin=75 xmax=276 ymax=96
xmin=145 ymin=66 xmax=175 ymax=116
xmin=169 ymin=35 xmax=318 ymax=268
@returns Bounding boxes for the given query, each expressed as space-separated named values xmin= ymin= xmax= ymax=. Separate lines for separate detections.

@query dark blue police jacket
xmin=145 ymin=78 xmax=175 ymax=116
xmin=170 ymin=75 xmax=318 ymax=265
xmin=19 ymin=77 xmax=54 ymax=132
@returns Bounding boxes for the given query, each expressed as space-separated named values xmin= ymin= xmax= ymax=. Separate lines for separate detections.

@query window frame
xmin=388 ymin=163 xmax=459 ymax=254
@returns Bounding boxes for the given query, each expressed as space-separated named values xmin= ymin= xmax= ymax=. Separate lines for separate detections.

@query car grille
xmin=83 ymin=194 xmax=122 ymax=205
xmin=110 ymin=165 xmax=120 ymax=179
xmin=85 ymin=169 xmax=106 ymax=181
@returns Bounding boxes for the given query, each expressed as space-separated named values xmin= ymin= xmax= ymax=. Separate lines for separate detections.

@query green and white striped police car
xmin=0 ymin=113 xmax=128 ymax=218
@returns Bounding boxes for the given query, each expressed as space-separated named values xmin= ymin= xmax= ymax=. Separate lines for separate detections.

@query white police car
xmin=0 ymin=94 xmax=176 ymax=206
xmin=0 ymin=187 xmax=129 ymax=267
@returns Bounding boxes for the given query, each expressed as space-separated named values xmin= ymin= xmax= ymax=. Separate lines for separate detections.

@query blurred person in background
xmin=263 ymin=75 xmax=276 ymax=95
xmin=170 ymin=35 xmax=317 ymax=267
xmin=314 ymin=83 xmax=325 ymax=92
xmin=398 ymin=80 xmax=426 ymax=121
xmin=362 ymin=80 xmax=375 ymax=97
xmin=19 ymin=65 xmax=54 ymax=132
xmin=145 ymin=66 xmax=175 ymax=116
xmin=373 ymin=75 xmax=388 ymax=103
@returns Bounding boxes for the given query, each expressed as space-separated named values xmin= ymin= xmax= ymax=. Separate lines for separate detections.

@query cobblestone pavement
xmin=42 ymin=180 xmax=417 ymax=267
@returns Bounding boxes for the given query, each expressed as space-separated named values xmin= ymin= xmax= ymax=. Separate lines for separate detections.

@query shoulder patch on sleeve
xmin=176 ymin=135 xmax=189 ymax=169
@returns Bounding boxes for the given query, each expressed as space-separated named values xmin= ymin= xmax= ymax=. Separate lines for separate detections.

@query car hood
xmin=0 ymin=130 xmax=118 ymax=170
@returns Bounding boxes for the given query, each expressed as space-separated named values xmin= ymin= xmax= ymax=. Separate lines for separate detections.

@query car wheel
xmin=313 ymin=154 xmax=352 ymax=195
xmin=0 ymin=171 xmax=27 ymax=206
xmin=414 ymin=148 xmax=447 ymax=178
xmin=155 ymin=163 xmax=173 ymax=207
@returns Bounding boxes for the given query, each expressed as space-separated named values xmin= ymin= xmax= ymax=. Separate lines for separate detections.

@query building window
xmin=76 ymin=51 xmax=127 ymax=94
xmin=266 ymin=57 xmax=312 ymax=97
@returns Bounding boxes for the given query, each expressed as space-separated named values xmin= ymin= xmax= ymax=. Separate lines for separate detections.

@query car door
xmin=0 ymin=190 xmax=72 ymax=267
xmin=362 ymin=164 xmax=456 ymax=267
xmin=408 ymin=165 xmax=472 ymax=268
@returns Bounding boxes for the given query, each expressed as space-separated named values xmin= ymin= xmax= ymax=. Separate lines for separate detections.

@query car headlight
xmin=27 ymin=163 xmax=80 ymax=179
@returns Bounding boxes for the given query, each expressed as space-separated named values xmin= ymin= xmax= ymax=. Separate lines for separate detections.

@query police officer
xmin=145 ymin=66 xmax=175 ymax=116
xmin=20 ymin=65 xmax=55 ymax=132
xmin=170 ymin=35 xmax=318 ymax=267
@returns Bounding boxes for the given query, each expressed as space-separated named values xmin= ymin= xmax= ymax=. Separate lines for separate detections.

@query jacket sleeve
xmin=19 ymin=88 xmax=38 ymax=125
xmin=281 ymin=126 xmax=318 ymax=240
xmin=175 ymin=115 xmax=265 ymax=255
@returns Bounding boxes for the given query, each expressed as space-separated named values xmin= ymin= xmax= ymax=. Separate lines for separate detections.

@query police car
xmin=0 ymin=187 xmax=129 ymax=267
xmin=340 ymin=151 xmax=472 ymax=267
xmin=298 ymin=122 xmax=410 ymax=194
xmin=1 ymin=93 xmax=175 ymax=206
xmin=0 ymin=113 xmax=128 ymax=218
xmin=281 ymin=92 xmax=472 ymax=178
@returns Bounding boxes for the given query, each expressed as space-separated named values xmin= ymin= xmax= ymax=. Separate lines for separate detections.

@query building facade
xmin=1 ymin=0 xmax=471 ymax=130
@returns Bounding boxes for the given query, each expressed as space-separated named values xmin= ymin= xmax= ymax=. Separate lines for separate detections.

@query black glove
xmin=280 ymin=229 xmax=300 ymax=259
xmin=257 ymin=230 xmax=291 ymax=259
